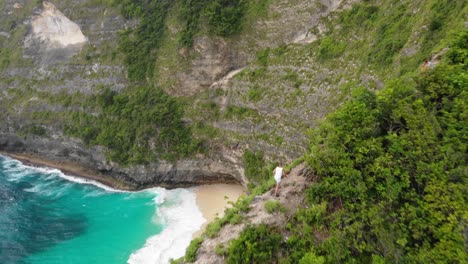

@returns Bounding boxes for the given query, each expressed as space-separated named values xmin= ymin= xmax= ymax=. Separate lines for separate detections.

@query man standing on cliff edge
xmin=273 ymin=161 xmax=285 ymax=197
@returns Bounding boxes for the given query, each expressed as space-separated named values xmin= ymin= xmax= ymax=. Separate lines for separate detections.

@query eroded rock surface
xmin=23 ymin=1 xmax=87 ymax=64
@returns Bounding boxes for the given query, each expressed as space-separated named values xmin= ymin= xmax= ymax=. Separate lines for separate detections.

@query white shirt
xmin=274 ymin=167 xmax=283 ymax=182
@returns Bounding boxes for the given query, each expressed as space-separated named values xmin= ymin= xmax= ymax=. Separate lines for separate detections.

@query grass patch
xmin=264 ymin=200 xmax=286 ymax=214
xmin=184 ymin=237 xmax=203 ymax=262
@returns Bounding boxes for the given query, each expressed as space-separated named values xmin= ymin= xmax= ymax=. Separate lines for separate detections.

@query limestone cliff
xmin=0 ymin=0 xmax=408 ymax=188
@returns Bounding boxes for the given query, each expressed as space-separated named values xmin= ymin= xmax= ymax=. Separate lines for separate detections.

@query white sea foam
xmin=1 ymin=155 xmax=205 ymax=263
xmin=0 ymin=155 xmax=124 ymax=193
xmin=51 ymin=172 xmax=125 ymax=193
xmin=128 ymin=188 xmax=206 ymax=264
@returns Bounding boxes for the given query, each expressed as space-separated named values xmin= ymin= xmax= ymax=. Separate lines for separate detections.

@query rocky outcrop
xmin=0 ymin=0 xmax=129 ymax=94
xmin=0 ymin=132 xmax=244 ymax=190
xmin=23 ymin=1 xmax=87 ymax=65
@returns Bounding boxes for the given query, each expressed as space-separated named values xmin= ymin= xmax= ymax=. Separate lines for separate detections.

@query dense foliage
xmin=179 ymin=0 xmax=247 ymax=46
xmin=327 ymin=0 xmax=466 ymax=72
xmin=65 ymin=86 xmax=200 ymax=164
xmin=116 ymin=0 xmax=247 ymax=79
xmin=227 ymin=224 xmax=282 ymax=264
xmin=242 ymin=149 xmax=272 ymax=185
xmin=301 ymin=32 xmax=467 ymax=263
xmin=224 ymin=30 xmax=467 ymax=264
xmin=117 ymin=0 xmax=173 ymax=81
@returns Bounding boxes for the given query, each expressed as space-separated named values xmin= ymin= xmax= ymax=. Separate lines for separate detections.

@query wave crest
xmin=128 ymin=188 xmax=206 ymax=264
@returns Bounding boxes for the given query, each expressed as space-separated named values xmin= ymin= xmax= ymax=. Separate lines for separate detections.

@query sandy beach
xmin=192 ymin=184 xmax=245 ymax=237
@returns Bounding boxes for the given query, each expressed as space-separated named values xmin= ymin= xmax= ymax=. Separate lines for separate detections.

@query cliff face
xmin=0 ymin=0 xmax=365 ymax=187
xmin=0 ymin=133 xmax=243 ymax=190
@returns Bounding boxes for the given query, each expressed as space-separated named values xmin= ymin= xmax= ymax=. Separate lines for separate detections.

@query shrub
xmin=229 ymin=213 xmax=243 ymax=225
xmin=299 ymin=252 xmax=325 ymax=264
xmin=214 ymin=243 xmax=227 ymax=256
xmin=243 ymin=149 xmax=271 ymax=184
xmin=21 ymin=125 xmax=47 ymax=137
xmin=184 ymin=237 xmax=203 ymax=262
xmin=117 ymin=0 xmax=173 ymax=81
xmin=318 ymin=37 xmax=346 ymax=59
xmin=204 ymin=0 xmax=247 ymax=36
xmin=179 ymin=0 xmax=247 ymax=46
xmin=264 ymin=200 xmax=285 ymax=214
xmin=256 ymin=48 xmax=270 ymax=66
xmin=299 ymin=31 xmax=468 ymax=263
xmin=227 ymin=224 xmax=282 ymax=264
xmin=65 ymin=86 xmax=199 ymax=164
xmin=247 ymin=84 xmax=263 ymax=102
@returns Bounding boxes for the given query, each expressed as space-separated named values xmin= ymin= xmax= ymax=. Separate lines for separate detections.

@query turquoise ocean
xmin=0 ymin=155 xmax=205 ymax=264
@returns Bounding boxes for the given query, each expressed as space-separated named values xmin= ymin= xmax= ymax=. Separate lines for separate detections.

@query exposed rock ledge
xmin=23 ymin=1 xmax=88 ymax=64
xmin=0 ymin=133 xmax=244 ymax=191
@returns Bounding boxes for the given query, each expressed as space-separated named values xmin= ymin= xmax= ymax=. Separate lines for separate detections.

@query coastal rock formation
xmin=23 ymin=1 xmax=87 ymax=64
xmin=0 ymin=0 xmax=356 ymax=188
xmin=0 ymin=133 xmax=244 ymax=190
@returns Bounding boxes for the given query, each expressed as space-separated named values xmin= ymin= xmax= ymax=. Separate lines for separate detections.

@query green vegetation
xmin=65 ymin=86 xmax=200 ymax=164
xmin=204 ymin=195 xmax=253 ymax=238
xmin=214 ymin=243 xmax=226 ymax=256
xmin=184 ymin=237 xmax=203 ymax=262
xmin=223 ymin=105 xmax=257 ymax=119
xmin=179 ymin=0 xmax=247 ymax=46
xmin=117 ymin=0 xmax=173 ymax=81
xmin=256 ymin=48 xmax=270 ymax=66
xmin=224 ymin=26 xmax=467 ymax=264
xmin=247 ymin=84 xmax=264 ymax=102
xmin=227 ymin=224 xmax=282 ymax=264
xmin=321 ymin=0 xmax=466 ymax=74
xmin=317 ymin=37 xmax=345 ymax=60
xmin=264 ymin=200 xmax=286 ymax=214
xmin=243 ymin=149 xmax=273 ymax=184
xmin=286 ymin=30 xmax=466 ymax=263
xmin=19 ymin=125 xmax=47 ymax=137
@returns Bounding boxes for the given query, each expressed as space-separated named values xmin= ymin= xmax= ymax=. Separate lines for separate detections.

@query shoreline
xmin=1 ymin=151 xmax=246 ymax=240
xmin=0 ymin=151 xmax=135 ymax=191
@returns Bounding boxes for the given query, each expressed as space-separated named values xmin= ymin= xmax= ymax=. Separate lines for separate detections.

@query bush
xmin=229 ymin=213 xmax=243 ymax=225
xmin=247 ymin=84 xmax=263 ymax=102
xmin=264 ymin=200 xmax=285 ymax=214
xmin=256 ymin=48 xmax=270 ymax=66
xmin=318 ymin=37 xmax=346 ymax=59
xmin=65 ymin=86 xmax=199 ymax=164
xmin=204 ymin=0 xmax=247 ymax=36
xmin=299 ymin=252 xmax=325 ymax=264
xmin=227 ymin=224 xmax=282 ymax=264
xmin=184 ymin=237 xmax=203 ymax=262
xmin=243 ymin=149 xmax=271 ymax=184
xmin=179 ymin=0 xmax=247 ymax=46
xmin=214 ymin=243 xmax=226 ymax=256
xmin=117 ymin=0 xmax=173 ymax=81
xmin=21 ymin=125 xmax=47 ymax=137
xmin=299 ymin=31 xmax=468 ymax=263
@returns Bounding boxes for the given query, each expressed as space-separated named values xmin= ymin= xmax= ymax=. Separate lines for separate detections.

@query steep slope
xmin=193 ymin=164 xmax=313 ymax=263
xmin=0 ymin=0 xmax=353 ymax=187
xmin=179 ymin=28 xmax=467 ymax=264
xmin=0 ymin=0 xmax=465 ymax=188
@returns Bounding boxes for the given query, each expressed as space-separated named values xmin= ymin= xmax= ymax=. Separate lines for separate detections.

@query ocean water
xmin=0 ymin=155 xmax=205 ymax=264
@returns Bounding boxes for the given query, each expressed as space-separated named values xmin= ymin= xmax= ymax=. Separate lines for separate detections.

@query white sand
xmin=192 ymin=184 xmax=245 ymax=237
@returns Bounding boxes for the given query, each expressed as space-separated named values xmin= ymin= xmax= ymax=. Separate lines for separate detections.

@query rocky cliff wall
xmin=0 ymin=0 xmax=358 ymax=188
xmin=0 ymin=132 xmax=244 ymax=189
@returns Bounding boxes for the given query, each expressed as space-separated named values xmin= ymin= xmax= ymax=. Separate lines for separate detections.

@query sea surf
xmin=0 ymin=154 xmax=205 ymax=264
